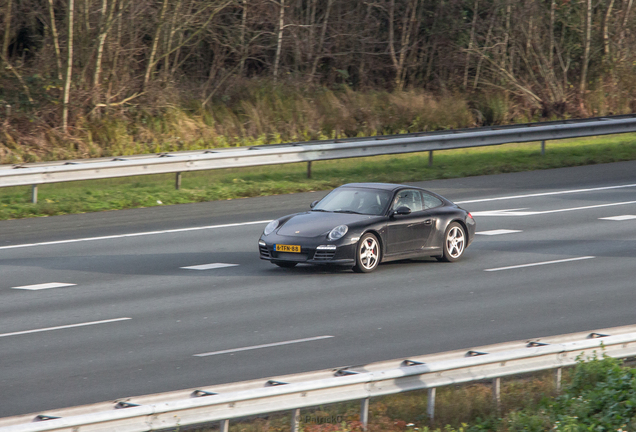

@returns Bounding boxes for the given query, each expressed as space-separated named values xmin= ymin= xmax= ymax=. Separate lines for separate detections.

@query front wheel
xmin=353 ymin=233 xmax=381 ymax=273
xmin=438 ymin=222 xmax=466 ymax=262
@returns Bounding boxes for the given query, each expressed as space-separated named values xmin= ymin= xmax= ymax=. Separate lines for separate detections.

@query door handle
xmin=424 ymin=219 xmax=432 ymax=225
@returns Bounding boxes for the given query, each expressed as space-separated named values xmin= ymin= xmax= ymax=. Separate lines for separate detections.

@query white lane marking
xmin=476 ymin=229 xmax=523 ymax=236
xmin=181 ymin=263 xmax=239 ymax=270
xmin=0 ymin=317 xmax=132 ymax=338
xmin=0 ymin=220 xmax=271 ymax=251
xmin=12 ymin=282 xmax=76 ymax=291
xmin=484 ymin=256 xmax=595 ymax=272
xmin=456 ymin=183 xmax=636 ymax=204
xmin=472 ymin=200 xmax=636 ymax=217
xmin=600 ymin=215 xmax=636 ymax=221
xmin=194 ymin=335 xmax=334 ymax=357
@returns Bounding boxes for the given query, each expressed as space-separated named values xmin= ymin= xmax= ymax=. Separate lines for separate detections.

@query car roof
xmin=340 ymin=182 xmax=416 ymax=192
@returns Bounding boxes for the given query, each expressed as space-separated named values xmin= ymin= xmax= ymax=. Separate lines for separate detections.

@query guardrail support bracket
xmin=32 ymin=185 xmax=38 ymax=204
xmin=429 ymin=151 xmax=433 ymax=167
xmin=307 ymin=161 xmax=312 ymax=179
xmin=493 ymin=377 xmax=501 ymax=412
xmin=360 ymin=398 xmax=369 ymax=430
xmin=427 ymin=388 xmax=436 ymax=423
xmin=176 ymin=172 xmax=182 ymax=190
xmin=220 ymin=419 xmax=229 ymax=432
xmin=292 ymin=408 xmax=301 ymax=432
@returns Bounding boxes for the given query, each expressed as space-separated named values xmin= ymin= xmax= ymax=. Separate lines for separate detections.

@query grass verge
xmin=1 ymin=133 xmax=635 ymax=220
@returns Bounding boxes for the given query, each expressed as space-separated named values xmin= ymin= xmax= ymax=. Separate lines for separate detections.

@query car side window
xmin=422 ymin=192 xmax=443 ymax=209
xmin=392 ymin=190 xmax=423 ymax=212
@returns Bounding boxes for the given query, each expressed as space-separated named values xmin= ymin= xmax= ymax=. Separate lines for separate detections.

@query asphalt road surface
xmin=1 ymin=161 xmax=635 ymax=418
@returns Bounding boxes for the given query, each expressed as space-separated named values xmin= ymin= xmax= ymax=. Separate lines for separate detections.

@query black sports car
xmin=258 ymin=183 xmax=476 ymax=273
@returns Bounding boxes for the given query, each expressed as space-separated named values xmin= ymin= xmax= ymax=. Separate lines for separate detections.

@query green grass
xmin=1 ymin=133 xmax=635 ymax=220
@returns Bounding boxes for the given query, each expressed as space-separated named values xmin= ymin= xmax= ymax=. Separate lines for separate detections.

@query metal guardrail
xmin=1 ymin=115 xmax=636 ymax=197
xmin=2 ymin=325 xmax=636 ymax=432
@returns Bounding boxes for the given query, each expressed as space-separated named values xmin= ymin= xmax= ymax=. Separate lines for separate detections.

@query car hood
xmin=277 ymin=212 xmax=378 ymax=237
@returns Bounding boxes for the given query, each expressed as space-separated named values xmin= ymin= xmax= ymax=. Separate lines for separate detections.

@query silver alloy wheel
xmin=446 ymin=226 xmax=465 ymax=259
xmin=359 ymin=236 xmax=379 ymax=270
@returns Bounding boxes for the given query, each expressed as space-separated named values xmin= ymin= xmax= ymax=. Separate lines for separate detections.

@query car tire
xmin=274 ymin=261 xmax=297 ymax=268
xmin=352 ymin=233 xmax=381 ymax=273
xmin=438 ymin=222 xmax=466 ymax=263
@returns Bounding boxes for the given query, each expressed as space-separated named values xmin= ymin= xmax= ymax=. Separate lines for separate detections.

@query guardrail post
xmin=307 ymin=161 xmax=312 ymax=179
xmin=360 ymin=398 xmax=369 ymax=430
xmin=291 ymin=408 xmax=301 ymax=432
xmin=176 ymin=172 xmax=182 ymax=190
xmin=541 ymin=140 xmax=546 ymax=156
xmin=555 ymin=367 xmax=562 ymax=392
xmin=428 ymin=151 xmax=433 ymax=167
xmin=31 ymin=185 xmax=38 ymax=204
xmin=493 ymin=377 xmax=501 ymax=412
xmin=427 ymin=387 xmax=436 ymax=423
xmin=220 ymin=419 xmax=229 ymax=432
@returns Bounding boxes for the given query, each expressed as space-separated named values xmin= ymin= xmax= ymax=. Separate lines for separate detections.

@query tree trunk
xmin=1 ymin=0 xmax=13 ymax=70
xmin=603 ymin=0 xmax=616 ymax=59
xmin=273 ymin=0 xmax=285 ymax=81
xmin=579 ymin=0 xmax=592 ymax=96
xmin=62 ymin=0 xmax=74 ymax=133
xmin=144 ymin=0 xmax=169 ymax=88
xmin=239 ymin=0 xmax=247 ymax=76
xmin=46 ymin=0 xmax=64 ymax=81
xmin=308 ymin=0 xmax=334 ymax=82
xmin=464 ymin=0 xmax=479 ymax=89
xmin=549 ymin=0 xmax=555 ymax=67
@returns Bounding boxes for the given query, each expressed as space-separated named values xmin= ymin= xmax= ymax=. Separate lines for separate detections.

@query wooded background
xmin=0 ymin=0 xmax=635 ymax=161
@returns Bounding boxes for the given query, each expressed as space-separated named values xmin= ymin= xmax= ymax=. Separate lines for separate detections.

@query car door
xmin=385 ymin=190 xmax=434 ymax=255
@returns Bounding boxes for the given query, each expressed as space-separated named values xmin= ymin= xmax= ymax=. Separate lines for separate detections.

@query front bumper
xmin=258 ymin=234 xmax=356 ymax=266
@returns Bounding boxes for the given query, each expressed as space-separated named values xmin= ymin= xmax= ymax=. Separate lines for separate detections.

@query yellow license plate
xmin=275 ymin=244 xmax=301 ymax=253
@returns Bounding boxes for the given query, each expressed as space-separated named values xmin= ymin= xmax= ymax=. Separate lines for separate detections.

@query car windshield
xmin=313 ymin=188 xmax=392 ymax=215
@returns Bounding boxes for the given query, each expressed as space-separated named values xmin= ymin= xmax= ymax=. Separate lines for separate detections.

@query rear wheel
xmin=438 ymin=222 xmax=466 ymax=262
xmin=273 ymin=261 xmax=297 ymax=268
xmin=353 ymin=233 xmax=381 ymax=273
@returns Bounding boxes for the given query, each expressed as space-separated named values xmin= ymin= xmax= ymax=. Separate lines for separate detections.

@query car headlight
xmin=328 ymin=225 xmax=348 ymax=241
xmin=263 ymin=220 xmax=279 ymax=236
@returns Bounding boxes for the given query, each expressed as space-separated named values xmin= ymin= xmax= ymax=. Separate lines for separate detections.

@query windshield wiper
xmin=334 ymin=210 xmax=362 ymax=214
xmin=311 ymin=208 xmax=330 ymax=212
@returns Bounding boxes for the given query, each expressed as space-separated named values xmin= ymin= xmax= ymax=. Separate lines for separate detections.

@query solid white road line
xmin=484 ymin=256 xmax=595 ymax=272
xmin=476 ymin=229 xmax=523 ymax=236
xmin=11 ymin=282 xmax=76 ymax=291
xmin=181 ymin=263 xmax=239 ymax=270
xmin=194 ymin=335 xmax=334 ymax=357
xmin=472 ymin=200 xmax=636 ymax=217
xmin=600 ymin=215 xmax=636 ymax=221
xmin=456 ymin=183 xmax=636 ymax=204
xmin=0 ymin=317 xmax=132 ymax=338
xmin=0 ymin=220 xmax=271 ymax=251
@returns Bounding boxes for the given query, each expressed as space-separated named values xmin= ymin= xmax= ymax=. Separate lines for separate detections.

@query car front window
xmin=313 ymin=188 xmax=391 ymax=215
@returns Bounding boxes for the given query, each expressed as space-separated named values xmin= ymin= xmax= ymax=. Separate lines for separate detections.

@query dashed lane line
xmin=484 ymin=256 xmax=595 ymax=272
xmin=0 ymin=220 xmax=271 ymax=251
xmin=456 ymin=183 xmax=636 ymax=204
xmin=12 ymin=282 xmax=76 ymax=291
xmin=181 ymin=263 xmax=239 ymax=270
xmin=599 ymin=215 xmax=636 ymax=221
xmin=0 ymin=318 xmax=132 ymax=338
xmin=476 ymin=229 xmax=523 ymax=236
xmin=194 ymin=335 xmax=334 ymax=357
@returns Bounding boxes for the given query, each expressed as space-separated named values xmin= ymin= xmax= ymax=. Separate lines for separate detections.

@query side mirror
xmin=310 ymin=200 xmax=319 ymax=208
xmin=393 ymin=206 xmax=411 ymax=216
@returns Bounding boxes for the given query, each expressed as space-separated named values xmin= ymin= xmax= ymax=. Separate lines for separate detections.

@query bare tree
xmin=62 ymin=0 xmax=75 ymax=133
